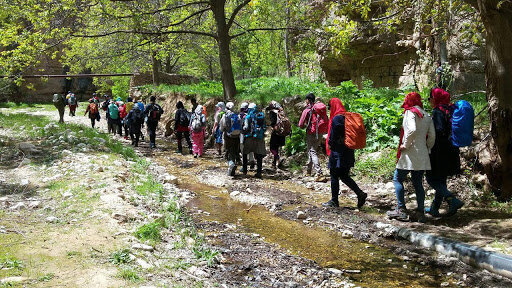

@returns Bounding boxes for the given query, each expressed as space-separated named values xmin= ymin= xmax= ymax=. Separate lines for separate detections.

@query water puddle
xmin=156 ymin=153 xmax=452 ymax=287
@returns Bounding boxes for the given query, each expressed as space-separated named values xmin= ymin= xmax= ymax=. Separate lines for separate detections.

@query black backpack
xmin=178 ymin=109 xmax=191 ymax=126
xmin=131 ymin=108 xmax=144 ymax=126
xmin=148 ymin=104 xmax=162 ymax=122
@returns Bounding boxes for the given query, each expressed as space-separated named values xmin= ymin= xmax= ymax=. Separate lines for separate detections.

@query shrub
xmin=134 ymin=221 xmax=162 ymax=243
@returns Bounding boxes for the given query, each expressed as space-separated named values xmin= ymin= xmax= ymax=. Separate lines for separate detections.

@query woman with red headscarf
xmin=387 ymin=92 xmax=436 ymax=223
xmin=322 ymin=98 xmax=367 ymax=208
xmin=425 ymin=88 xmax=464 ymax=217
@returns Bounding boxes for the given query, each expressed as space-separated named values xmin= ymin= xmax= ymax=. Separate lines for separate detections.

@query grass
xmin=192 ymin=246 xmax=219 ymax=267
xmin=109 ymin=249 xmax=132 ymax=265
xmin=134 ymin=221 xmax=162 ymax=243
xmin=353 ymin=149 xmax=396 ymax=182
xmin=117 ymin=267 xmax=141 ymax=282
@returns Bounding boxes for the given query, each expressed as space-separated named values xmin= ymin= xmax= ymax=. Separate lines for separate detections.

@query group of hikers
xmin=83 ymin=94 xmax=163 ymax=148
xmin=54 ymin=85 xmax=472 ymax=223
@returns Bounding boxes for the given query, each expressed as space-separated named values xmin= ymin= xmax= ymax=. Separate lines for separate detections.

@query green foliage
xmin=135 ymin=175 xmax=163 ymax=197
xmin=134 ymin=221 xmax=162 ymax=243
xmin=353 ymin=149 xmax=396 ymax=182
xmin=109 ymin=249 xmax=132 ymax=265
xmin=38 ymin=273 xmax=55 ymax=282
xmin=0 ymin=255 xmax=23 ymax=271
xmin=192 ymin=246 xmax=219 ymax=267
xmin=285 ymin=126 xmax=307 ymax=156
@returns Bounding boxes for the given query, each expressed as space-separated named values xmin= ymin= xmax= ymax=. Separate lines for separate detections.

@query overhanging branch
xmin=227 ymin=0 xmax=251 ymax=29
xmin=72 ymin=29 xmax=217 ymax=39
xmin=230 ymin=27 xmax=307 ymax=39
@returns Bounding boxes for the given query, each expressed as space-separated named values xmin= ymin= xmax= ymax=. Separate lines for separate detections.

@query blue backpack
xmin=451 ymin=100 xmax=474 ymax=147
xmin=227 ymin=112 xmax=241 ymax=138
xmin=247 ymin=112 xmax=266 ymax=139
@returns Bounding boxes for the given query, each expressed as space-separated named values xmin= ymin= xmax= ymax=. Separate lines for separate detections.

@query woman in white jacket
xmin=387 ymin=92 xmax=436 ymax=223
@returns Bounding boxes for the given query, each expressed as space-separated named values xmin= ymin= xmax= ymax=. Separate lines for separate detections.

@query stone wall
xmin=318 ymin=16 xmax=486 ymax=94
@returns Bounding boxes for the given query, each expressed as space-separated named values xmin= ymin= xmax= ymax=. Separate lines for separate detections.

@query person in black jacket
xmin=426 ymin=88 xmax=464 ymax=217
xmin=174 ymin=101 xmax=193 ymax=154
xmin=266 ymin=101 xmax=286 ymax=169
xmin=144 ymin=96 xmax=164 ymax=148
xmin=322 ymin=98 xmax=367 ymax=208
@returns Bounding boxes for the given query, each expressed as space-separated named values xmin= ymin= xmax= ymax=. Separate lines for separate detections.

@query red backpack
xmin=118 ymin=105 xmax=127 ymax=119
xmin=89 ymin=103 xmax=98 ymax=114
xmin=344 ymin=112 xmax=366 ymax=149
xmin=309 ymin=102 xmax=328 ymax=137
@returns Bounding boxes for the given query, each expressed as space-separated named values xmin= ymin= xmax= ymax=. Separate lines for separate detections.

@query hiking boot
xmin=315 ymin=175 xmax=328 ymax=183
xmin=411 ymin=210 xmax=426 ymax=223
xmin=322 ymin=200 xmax=339 ymax=208
xmin=425 ymin=206 xmax=441 ymax=217
xmin=357 ymin=192 xmax=367 ymax=209
xmin=194 ymin=154 xmax=198 ymax=158
xmin=189 ymin=149 xmax=193 ymax=155
xmin=249 ymin=162 xmax=256 ymax=170
xmin=254 ymin=172 xmax=262 ymax=179
xmin=446 ymin=197 xmax=464 ymax=216
xmin=387 ymin=206 xmax=408 ymax=221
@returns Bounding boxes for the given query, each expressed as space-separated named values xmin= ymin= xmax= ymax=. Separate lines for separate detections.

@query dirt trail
xmin=3 ymin=105 xmax=512 ymax=287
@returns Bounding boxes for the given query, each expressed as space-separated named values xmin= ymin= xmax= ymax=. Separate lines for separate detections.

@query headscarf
xmin=326 ymin=98 xmax=347 ymax=156
xmin=117 ymin=97 xmax=122 ymax=102
xmin=267 ymin=100 xmax=282 ymax=111
xmin=397 ymin=92 xmax=424 ymax=160
xmin=215 ymin=102 xmax=225 ymax=124
xmin=240 ymin=102 xmax=248 ymax=111
xmin=226 ymin=102 xmax=234 ymax=111
xmin=431 ymin=88 xmax=452 ymax=116
xmin=176 ymin=101 xmax=184 ymax=109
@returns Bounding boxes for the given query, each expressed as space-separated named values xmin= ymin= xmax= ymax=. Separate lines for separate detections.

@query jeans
xmin=147 ymin=121 xmax=157 ymax=145
xmin=426 ymin=175 xmax=452 ymax=209
xmin=393 ymin=169 xmax=425 ymax=212
xmin=330 ymin=166 xmax=363 ymax=203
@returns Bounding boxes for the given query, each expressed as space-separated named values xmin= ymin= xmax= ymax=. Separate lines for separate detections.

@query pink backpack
xmin=299 ymin=102 xmax=329 ymax=137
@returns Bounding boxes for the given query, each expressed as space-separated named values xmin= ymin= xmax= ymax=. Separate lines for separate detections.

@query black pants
xmin=176 ymin=131 xmax=192 ymax=152
xmin=330 ymin=166 xmax=363 ymax=203
xmin=123 ymin=122 xmax=129 ymax=137
xmin=147 ymin=121 xmax=158 ymax=145
xmin=90 ymin=117 xmax=96 ymax=128
xmin=130 ymin=126 xmax=142 ymax=146
xmin=243 ymin=153 xmax=263 ymax=175
xmin=55 ymin=105 xmax=65 ymax=123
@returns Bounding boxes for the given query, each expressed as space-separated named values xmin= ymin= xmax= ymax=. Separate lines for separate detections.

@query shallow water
xmin=156 ymin=152 xmax=453 ymax=287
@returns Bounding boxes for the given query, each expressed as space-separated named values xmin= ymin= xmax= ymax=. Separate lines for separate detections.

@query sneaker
xmin=425 ymin=206 xmax=441 ymax=217
xmin=322 ymin=200 xmax=339 ymax=208
xmin=387 ymin=206 xmax=408 ymax=221
xmin=357 ymin=192 xmax=367 ymax=209
xmin=446 ymin=197 xmax=464 ymax=216
xmin=228 ymin=165 xmax=236 ymax=177
xmin=249 ymin=162 xmax=256 ymax=170
xmin=315 ymin=175 xmax=328 ymax=183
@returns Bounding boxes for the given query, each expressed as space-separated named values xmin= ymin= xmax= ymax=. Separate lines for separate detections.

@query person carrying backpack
xmin=425 ymin=88 xmax=464 ymax=217
xmin=68 ymin=93 xmax=78 ymax=116
xmin=174 ymin=101 xmax=193 ymax=154
xmin=144 ymin=96 xmax=164 ymax=149
xmin=239 ymin=102 xmax=256 ymax=170
xmin=242 ymin=103 xmax=266 ymax=179
xmin=127 ymin=104 xmax=144 ymax=147
xmin=266 ymin=101 xmax=291 ymax=170
xmin=213 ymin=102 xmax=226 ymax=156
xmin=189 ymin=105 xmax=207 ymax=158
xmin=108 ymin=100 xmax=121 ymax=136
xmin=387 ymin=92 xmax=436 ymax=223
xmin=322 ymin=98 xmax=367 ymax=209
xmin=84 ymin=98 xmax=99 ymax=128
xmin=220 ymin=102 xmax=241 ymax=176
xmin=53 ymin=93 xmax=66 ymax=123
xmin=118 ymin=100 xmax=128 ymax=138
xmin=299 ymin=93 xmax=328 ymax=179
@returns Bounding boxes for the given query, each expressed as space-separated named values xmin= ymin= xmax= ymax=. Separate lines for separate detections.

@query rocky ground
xmin=1 ymin=104 xmax=512 ymax=287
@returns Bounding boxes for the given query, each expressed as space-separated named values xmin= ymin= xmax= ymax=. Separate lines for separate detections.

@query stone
xmin=132 ymin=243 xmax=154 ymax=252
xmin=327 ymin=268 xmax=343 ymax=276
xmin=385 ymin=182 xmax=394 ymax=190
xmin=112 ymin=212 xmax=129 ymax=223
xmin=17 ymin=142 xmax=40 ymax=155
xmin=97 ymin=166 xmax=104 ymax=172
xmin=187 ymin=266 xmax=209 ymax=278
xmin=61 ymin=150 xmax=72 ymax=157
xmin=10 ymin=202 xmax=26 ymax=210
xmin=1 ymin=276 xmax=28 ymax=284
xmin=296 ymin=211 xmax=307 ymax=220
xmin=62 ymin=191 xmax=73 ymax=199
xmin=341 ymin=230 xmax=353 ymax=238
xmin=20 ymin=179 xmax=29 ymax=186
xmin=136 ymin=258 xmax=153 ymax=269
xmin=230 ymin=191 xmax=241 ymax=197
xmin=45 ymin=216 xmax=60 ymax=223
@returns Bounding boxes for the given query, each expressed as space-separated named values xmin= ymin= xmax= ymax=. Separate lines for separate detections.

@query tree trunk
xmin=284 ymin=6 xmax=292 ymax=78
xmin=151 ymin=51 xmax=160 ymax=86
xmin=474 ymin=0 xmax=512 ymax=199
xmin=211 ymin=0 xmax=237 ymax=100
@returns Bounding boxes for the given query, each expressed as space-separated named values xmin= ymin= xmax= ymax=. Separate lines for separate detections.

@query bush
xmin=134 ymin=221 xmax=162 ymax=243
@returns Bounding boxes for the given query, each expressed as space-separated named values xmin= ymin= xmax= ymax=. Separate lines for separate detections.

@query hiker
xmin=242 ymin=103 xmax=266 ymax=178
xmin=387 ymin=92 xmax=436 ymax=223
xmin=266 ymin=101 xmax=291 ymax=170
xmin=213 ymin=102 xmax=226 ymax=156
xmin=84 ymin=98 xmax=99 ymax=128
xmin=299 ymin=93 xmax=328 ymax=178
xmin=118 ymin=99 xmax=126 ymax=137
xmin=435 ymin=61 xmax=446 ymax=89
xmin=191 ymin=98 xmax=198 ymax=112
xmin=239 ymin=102 xmax=255 ymax=170
xmin=220 ymin=102 xmax=241 ymax=176
xmin=322 ymin=98 xmax=367 ymax=208
xmin=123 ymin=97 xmax=134 ymax=139
xmin=127 ymin=104 xmax=144 ymax=147
xmin=190 ymin=105 xmax=206 ymax=158
xmin=425 ymin=88 xmax=464 ymax=217
xmin=102 ymin=96 xmax=113 ymax=133
xmin=144 ymin=96 xmax=164 ymax=149
xmin=68 ymin=93 xmax=78 ymax=116
xmin=52 ymin=93 xmax=66 ymax=123
xmin=108 ymin=99 xmax=121 ymax=136
xmin=174 ymin=101 xmax=193 ymax=154
xmin=136 ymin=99 xmax=145 ymax=141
